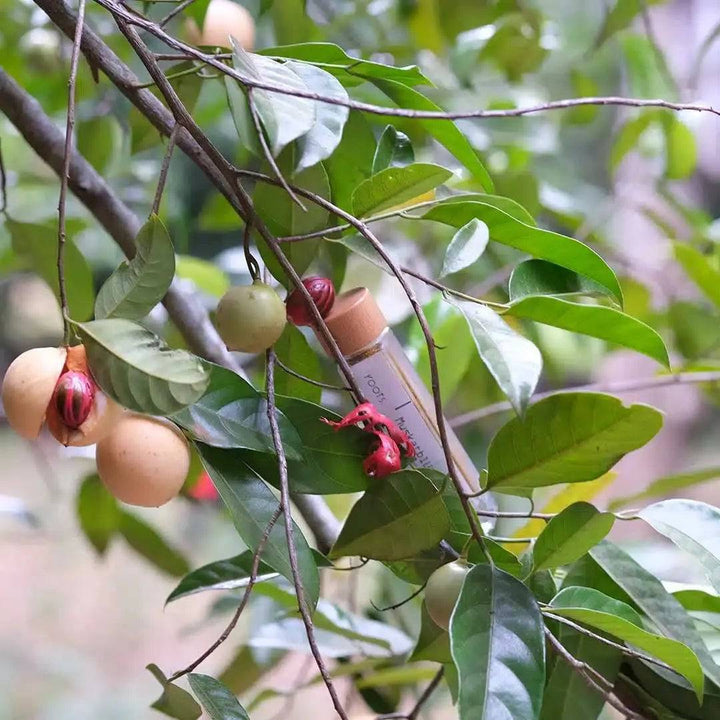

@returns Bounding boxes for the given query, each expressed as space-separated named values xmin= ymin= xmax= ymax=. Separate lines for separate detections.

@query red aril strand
xmin=363 ymin=431 xmax=402 ymax=478
xmin=321 ymin=401 xmax=415 ymax=458
xmin=286 ymin=276 xmax=336 ymax=327
xmin=52 ymin=371 xmax=95 ymax=429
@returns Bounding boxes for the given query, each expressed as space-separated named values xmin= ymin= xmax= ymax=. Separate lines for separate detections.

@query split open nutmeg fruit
xmin=1 ymin=344 xmax=122 ymax=446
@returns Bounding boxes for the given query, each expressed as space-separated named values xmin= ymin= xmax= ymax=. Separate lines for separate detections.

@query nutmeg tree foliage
xmin=5 ymin=0 xmax=720 ymax=718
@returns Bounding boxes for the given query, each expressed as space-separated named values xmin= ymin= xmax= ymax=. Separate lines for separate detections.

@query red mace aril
xmin=52 ymin=371 xmax=95 ymax=429
xmin=363 ymin=431 xmax=402 ymax=478
xmin=321 ymin=401 xmax=415 ymax=458
xmin=188 ymin=470 xmax=220 ymax=501
xmin=286 ymin=276 xmax=336 ymax=327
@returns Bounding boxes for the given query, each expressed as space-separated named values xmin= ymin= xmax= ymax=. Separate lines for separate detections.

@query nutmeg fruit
xmin=187 ymin=0 xmax=255 ymax=50
xmin=286 ymin=276 xmax=336 ymax=327
xmin=96 ymin=414 xmax=191 ymax=507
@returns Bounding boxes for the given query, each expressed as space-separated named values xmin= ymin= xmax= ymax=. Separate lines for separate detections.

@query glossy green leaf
xmin=95 ymin=215 xmax=175 ymax=320
xmin=445 ymin=296 xmax=542 ymax=415
xmin=224 ymin=75 xmax=261 ymax=156
xmin=508 ymin=259 xmax=610 ymax=301
xmin=196 ymin=443 xmax=320 ymax=610
xmin=610 ymin=466 xmax=720 ymax=511
xmin=506 ymin=296 xmax=669 ymax=367
xmin=674 ymin=243 xmax=720 ymax=308
xmin=410 ymin=601 xmax=452 ymax=663
xmin=166 ymin=552 xmax=279 ymax=604
xmin=285 ymin=61 xmax=349 ymax=171
xmin=372 ymin=79 xmax=494 ymax=190
xmin=119 ymin=511 xmax=189 ymax=577
xmin=590 ymin=541 xmax=720 ymax=687
xmin=231 ymin=46 xmax=315 ymax=156
xmin=148 ymin=664 xmax=202 ymax=720
xmin=664 ymin=117 xmax=697 ymax=179
xmin=533 ymin=502 xmax=614 ymax=572
xmin=261 ymin=43 xmax=431 ymax=88
xmin=434 ymin=193 xmax=536 ymax=225
xmin=76 ymin=474 xmax=120 ymax=555
xmin=329 ymin=470 xmax=450 ymax=560
xmin=372 ymin=125 xmax=415 ymax=174
xmin=8 ymin=218 xmax=94 ymax=320
xmin=549 ymin=586 xmax=704 ymax=701
xmin=440 ymin=219 xmax=489 ymax=278
xmin=352 ymin=163 xmax=452 ymax=218
xmin=486 ymin=393 xmax=663 ymax=494
xmin=424 ymin=201 xmax=622 ymax=303
xmin=674 ymin=588 xmax=720 ymax=615
xmin=74 ymin=318 xmax=210 ymax=415
xmin=188 ymin=674 xmax=250 ymax=720
xmin=639 ymin=500 xmax=720 ymax=595
xmin=274 ymin=324 xmax=321 ymax=403
xmin=450 ymin=564 xmax=545 ymax=720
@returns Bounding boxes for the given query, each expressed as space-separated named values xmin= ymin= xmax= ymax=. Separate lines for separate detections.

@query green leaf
xmin=610 ymin=111 xmax=657 ymax=172
xmin=171 ymin=363 xmax=303 ymax=460
xmin=639 ymin=500 xmax=720 ymax=595
xmin=590 ymin=540 xmax=720 ymax=687
xmin=242 ymin=395 xmax=370 ymax=494
xmin=188 ymin=674 xmax=250 ymax=720
xmin=285 ymin=61 xmax=349 ymax=172
xmin=119 ymin=511 xmax=189 ymax=577
xmin=533 ymin=502 xmax=614 ymax=572
xmin=74 ymin=318 xmax=210 ymax=415
xmin=595 ymin=0 xmax=664 ymax=48
xmin=506 ymin=296 xmax=669 ymax=367
xmin=549 ymin=586 xmax=705 ymax=701
xmin=329 ymin=470 xmax=450 ymax=561
xmin=674 ymin=243 xmax=720 ymax=308
xmin=450 ymin=564 xmax=545 ymax=720
xmin=166 ymin=552 xmax=279 ymax=604
xmin=434 ymin=193 xmax=536 ymax=226
xmin=7 ymin=218 xmax=94 ymax=320
xmin=261 ymin=43 xmax=431 ymax=88
xmin=224 ymin=75 xmax=261 ymax=156
xmin=486 ymin=393 xmax=663 ymax=494
xmin=76 ymin=474 xmax=120 ymax=555
xmin=445 ymin=296 xmax=542 ymax=415
xmin=674 ymin=588 xmax=720 ymax=615
xmin=352 ymin=163 xmax=452 ymax=218
xmin=274 ymin=324 xmax=321 ymax=403
xmin=508 ymin=259 xmax=610 ymax=301
xmin=175 ymin=255 xmax=229 ymax=297
xmin=372 ymin=125 xmax=415 ymax=173
xmin=565 ymin=71 xmax=600 ymax=124
xmin=410 ymin=601 xmax=452 ymax=663
xmin=424 ymin=201 xmax=623 ymax=304
xmin=196 ymin=443 xmax=320 ymax=611
xmin=147 ymin=664 xmax=202 ymax=720
xmin=231 ymin=47 xmax=315 ymax=156
xmin=77 ymin=115 xmax=122 ymax=173
xmin=254 ymin=145 xmax=329 ymax=282
xmin=622 ymin=34 xmax=676 ymax=99
xmin=609 ymin=466 xmax=720 ymax=510
xmin=372 ymin=79 xmax=493 ymax=191
xmin=664 ymin=117 xmax=697 ymax=179
xmin=440 ymin=219 xmax=489 ymax=278
xmin=95 ymin=215 xmax=176 ymax=320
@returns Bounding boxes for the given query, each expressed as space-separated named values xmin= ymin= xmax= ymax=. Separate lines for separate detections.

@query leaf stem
xmin=0 ymin=137 xmax=7 ymax=215
xmin=150 ymin=123 xmax=179 ymax=217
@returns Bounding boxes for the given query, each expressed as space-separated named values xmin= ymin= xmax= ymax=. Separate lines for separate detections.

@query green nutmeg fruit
xmin=424 ymin=559 xmax=470 ymax=630
xmin=215 ymin=281 xmax=287 ymax=353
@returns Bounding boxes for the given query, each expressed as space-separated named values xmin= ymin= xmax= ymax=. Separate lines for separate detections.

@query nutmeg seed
xmin=52 ymin=371 xmax=95 ymax=429
xmin=286 ymin=276 xmax=336 ymax=327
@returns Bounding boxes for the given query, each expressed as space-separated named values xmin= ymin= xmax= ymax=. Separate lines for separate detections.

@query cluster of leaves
xmin=5 ymin=0 xmax=720 ymax=719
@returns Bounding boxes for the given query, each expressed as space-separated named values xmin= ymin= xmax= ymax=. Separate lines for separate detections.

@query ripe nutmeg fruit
xmin=286 ymin=276 xmax=336 ymax=327
xmin=186 ymin=0 xmax=254 ymax=50
xmin=96 ymin=414 xmax=191 ymax=507
xmin=1 ymin=344 xmax=122 ymax=445
xmin=424 ymin=560 xmax=470 ymax=630
xmin=215 ymin=281 xmax=287 ymax=353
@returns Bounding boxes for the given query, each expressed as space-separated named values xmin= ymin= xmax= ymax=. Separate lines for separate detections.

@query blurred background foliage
xmin=3 ymin=0 xmax=720 ymax=718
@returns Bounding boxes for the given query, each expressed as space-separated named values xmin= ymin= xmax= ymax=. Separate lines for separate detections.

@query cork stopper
xmin=319 ymin=287 xmax=388 ymax=357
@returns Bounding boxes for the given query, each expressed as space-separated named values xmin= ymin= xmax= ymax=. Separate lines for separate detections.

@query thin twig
xmin=169 ymin=503 xmax=282 ymax=681
xmin=0 ymin=137 xmax=7 ymax=214
xmin=276 ymin=356 xmax=353 ymax=393
xmin=544 ymin=612 xmax=674 ymax=673
xmin=473 ymin=508 xmax=553 ymax=520
xmin=150 ymin=123 xmax=178 ymax=216
xmin=242 ymin=219 xmax=260 ymax=281
xmin=158 ymin=0 xmax=197 ymax=27
xmin=90 ymin=1 xmax=720 ymax=123
xmin=266 ymin=350 xmax=350 ymax=720
xmin=247 ymin=88 xmax=306 ymax=211
xmin=57 ymin=0 xmax=87 ymax=344
xmin=376 ymin=667 xmax=445 ymax=720
xmin=371 ymin=582 xmax=427 ymax=613
xmin=450 ymin=370 xmax=720 ymax=428
xmin=545 ymin=627 xmax=647 ymax=720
